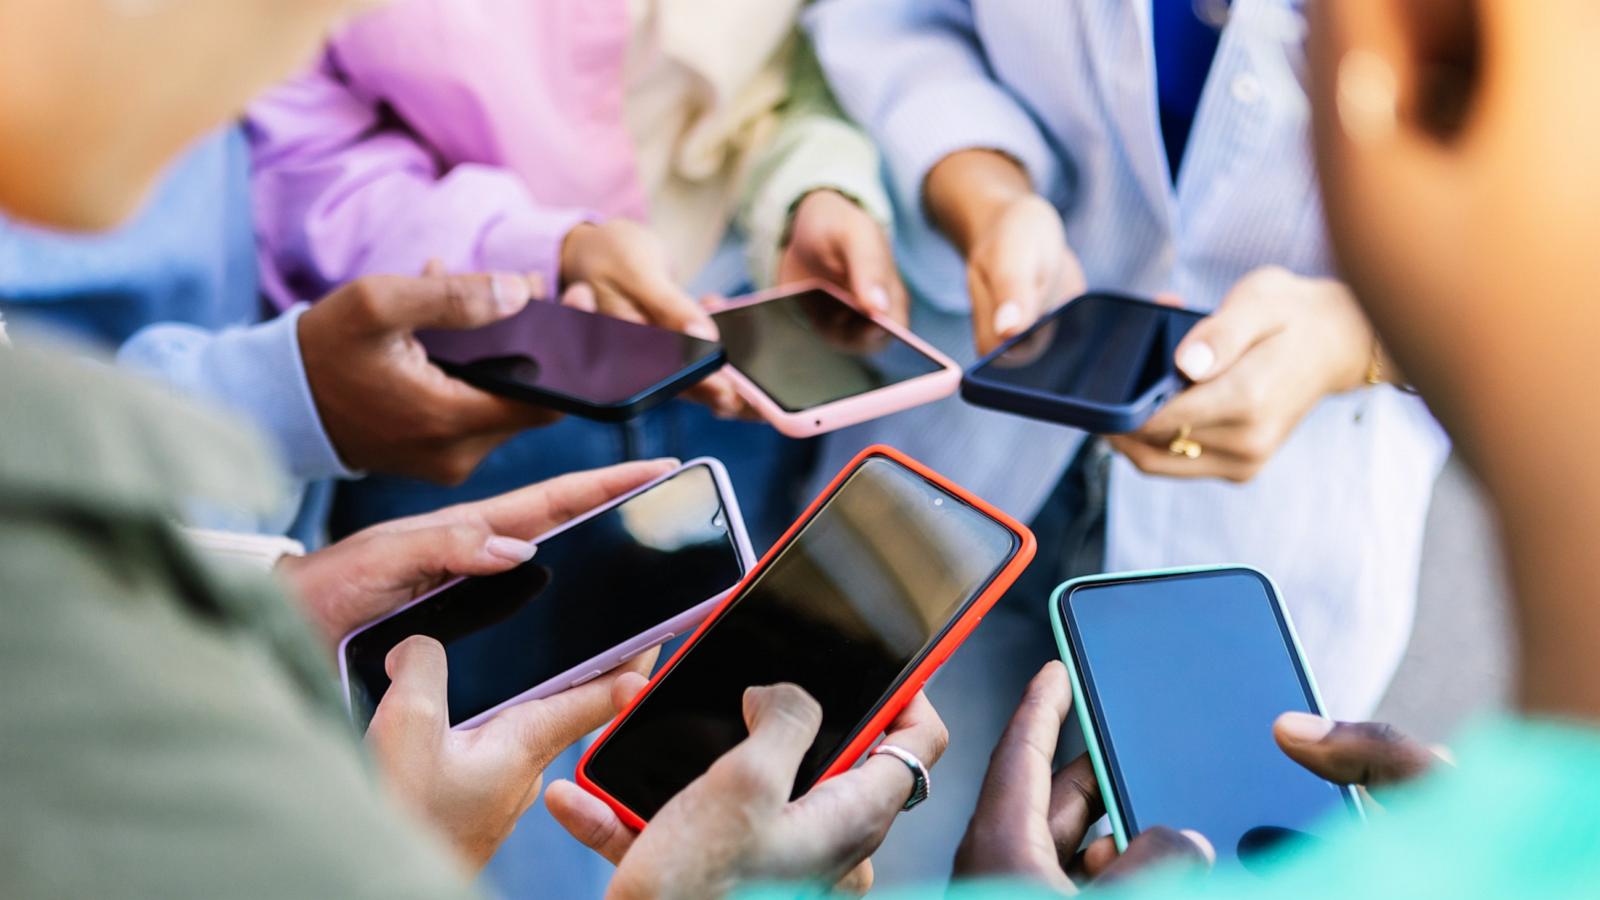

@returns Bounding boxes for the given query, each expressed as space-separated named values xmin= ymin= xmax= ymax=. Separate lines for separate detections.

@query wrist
xmin=924 ymin=150 xmax=1034 ymax=257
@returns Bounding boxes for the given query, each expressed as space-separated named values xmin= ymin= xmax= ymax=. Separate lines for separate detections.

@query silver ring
xmin=870 ymin=744 xmax=930 ymax=811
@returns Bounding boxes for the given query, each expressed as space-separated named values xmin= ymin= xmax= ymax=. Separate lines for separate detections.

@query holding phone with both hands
xmin=1050 ymin=566 xmax=1364 ymax=865
xmin=339 ymin=459 xmax=754 ymax=731
xmin=578 ymin=446 xmax=1036 ymax=828
xmin=708 ymin=281 xmax=961 ymax=436
xmin=963 ymin=292 xmax=1206 ymax=433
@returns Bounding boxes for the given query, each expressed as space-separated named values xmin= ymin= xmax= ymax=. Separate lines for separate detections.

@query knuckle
xmin=712 ymin=752 xmax=782 ymax=798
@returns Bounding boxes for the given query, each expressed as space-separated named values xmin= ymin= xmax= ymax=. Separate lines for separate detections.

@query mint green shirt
xmin=934 ymin=717 xmax=1600 ymax=899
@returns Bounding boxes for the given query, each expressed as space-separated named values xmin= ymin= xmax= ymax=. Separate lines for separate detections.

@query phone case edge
xmin=577 ymin=443 xmax=1037 ymax=832
xmin=336 ymin=457 xmax=755 ymax=732
xmin=709 ymin=280 xmax=963 ymax=436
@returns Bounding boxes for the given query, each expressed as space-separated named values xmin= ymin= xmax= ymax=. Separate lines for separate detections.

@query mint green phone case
xmin=1047 ymin=564 xmax=1360 ymax=851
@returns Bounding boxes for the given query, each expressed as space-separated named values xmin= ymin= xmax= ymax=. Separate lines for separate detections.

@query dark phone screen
xmin=712 ymin=288 xmax=944 ymax=412
xmin=973 ymin=294 xmax=1204 ymax=406
xmin=1063 ymin=570 xmax=1358 ymax=863
xmin=420 ymin=301 xmax=722 ymax=406
xmin=344 ymin=465 xmax=744 ymax=728
xmin=585 ymin=456 xmax=1020 ymax=820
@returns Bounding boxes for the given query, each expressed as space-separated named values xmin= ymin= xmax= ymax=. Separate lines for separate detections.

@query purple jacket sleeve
xmin=247 ymin=59 xmax=597 ymax=309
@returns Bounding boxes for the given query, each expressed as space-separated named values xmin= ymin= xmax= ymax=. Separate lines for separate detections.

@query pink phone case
xmin=707 ymin=280 xmax=961 ymax=437
xmin=336 ymin=458 xmax=756 ymax=731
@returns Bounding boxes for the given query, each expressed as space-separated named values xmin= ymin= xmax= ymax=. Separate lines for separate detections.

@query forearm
xmin=923 ymin=149 xmax=1036 ymax=257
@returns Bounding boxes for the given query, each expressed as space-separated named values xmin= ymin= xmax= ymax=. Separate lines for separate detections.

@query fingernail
xmin=654 ymin=457 xmax=683 ymax=468
xmin=866 ymin=286 xmax=891 ymax=312
xmin=1431 ymin=744 xmax=1457 ymax=766
xmin=492 ymin=273 xmax=531 ymax=315
xmin=1176 ymin=342 xmax=1215 ymax=380
xmin=1277 ymin=712 xmax=1335 ymax=743
xmin=1180 ymin=829 xmax=1217 ymax=865
xmin=686 ymin=320 xmax=719 ymax=342
xmin=485 ymin=536 xmax=537 ymax=563
xmin=993 ymin=301 xmax=1024 ymax=337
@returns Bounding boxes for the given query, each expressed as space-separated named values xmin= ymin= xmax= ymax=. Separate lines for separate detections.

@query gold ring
xmin=1168 ymin=424 xmax=1203 ymax=459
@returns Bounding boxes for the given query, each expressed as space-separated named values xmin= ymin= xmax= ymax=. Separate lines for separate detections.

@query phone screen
xmin=343 ymin=464 xmax=745 ymax=728
xmin=973 ymin=294 xmax=1204 ymax=406
xmin=584 ymin=455 xmax=1021 ymax=820
xmin=712 ymin=288 xmax=945 ymax=412
xmin=420 ymin=301 xmax=722 ymax=407
xmin=1061 ymin=569 xmax=1358 ymax=862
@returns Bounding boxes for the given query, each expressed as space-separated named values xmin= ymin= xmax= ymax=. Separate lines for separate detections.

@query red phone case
xmin=575 ymin=444 xmax=1037 ymax=831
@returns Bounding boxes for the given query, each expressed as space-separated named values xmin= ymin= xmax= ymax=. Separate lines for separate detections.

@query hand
xmin=545 ymin=685 xmax=949 ymax=899
xmin=1274 ymin=713 xmax=1449 ymax=798
xmin=297 ymin=272 xmax=561 ymax=484
xmin=923 ymin=149 xmax=1085 ymax=355
xmin=277 ymin=458 xmax=679 ymax=651
xmin=955 ymin=662 xmax=1214 ymax=891
xmin=558 ymin=220 xmax=741 ymax=417
xmin=1108 ymin=267 xmax=1375 ymax=482
xmin=367 ymin=634 xmax=656 ymax=870
xmin=777 ymin=189 xmax=910 ymax=326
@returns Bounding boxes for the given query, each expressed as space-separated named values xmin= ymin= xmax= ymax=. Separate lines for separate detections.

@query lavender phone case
xmin=336 ymin=458 xmax=755 ymax=731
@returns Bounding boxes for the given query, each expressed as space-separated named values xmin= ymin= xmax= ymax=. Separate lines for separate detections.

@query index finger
xmin=1273 ymin=714 xmax=1441 ymax=788
xmin=438 ymin=458 xmax=682 ymax=539
xmin=968 ymin=662 xmax=1073 ymax=840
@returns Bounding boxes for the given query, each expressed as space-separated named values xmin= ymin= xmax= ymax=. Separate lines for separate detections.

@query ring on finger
xmin=870 ymin=744 xmax=931 ymax=811
xmin=1168 ymin=424 xmax=1203 ymax=460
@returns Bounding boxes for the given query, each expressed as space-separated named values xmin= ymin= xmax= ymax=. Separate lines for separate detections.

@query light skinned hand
xmin=367 ymin=635 xmax=656 ymax=870
xmin=545 ymin=685 xmax=949 ymax=899
xmin=277 ymin=458 xmax=680 ymax=651
xmin=558 ymin=220 xmax=742 ymax=417
xmin=297 ymin=271 xmax=562 ymax=484
xmin=1108 ymin=266 xmax=1376 ymax=482
xmin=955 ymin=662 xmax=1214 ymax=891
xmin=777 ymin=188 xmax=911 ymax=326
xmin=923 ymin=149 xmax=1086 ymax=356
xmin=964 ymin=192 xmax=1087 ymax=355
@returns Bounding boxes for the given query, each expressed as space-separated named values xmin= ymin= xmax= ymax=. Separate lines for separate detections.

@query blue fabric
xmin=0 ymin=128 xmax=348 ymax=535
xmin=1153 ymin=0 xmax=1225 ymax=179
xmin=0 ymin=129 xmax=259 ymax=347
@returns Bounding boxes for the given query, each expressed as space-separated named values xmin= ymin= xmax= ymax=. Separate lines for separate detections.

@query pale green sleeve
xmin=736 ymin=31 xmax=895 ymax=287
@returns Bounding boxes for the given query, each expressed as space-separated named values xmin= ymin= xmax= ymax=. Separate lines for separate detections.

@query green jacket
xmin=0 ymin=346 xmax=476 ymax=898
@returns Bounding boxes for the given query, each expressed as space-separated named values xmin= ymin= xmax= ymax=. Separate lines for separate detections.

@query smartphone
xmin=1050 ymin=566 xmax=1364 ymax=863
xmin=577 ymin=446 xmax=1036 ymax=829
xmin=338 ymin=459 xmax=755 ymax=731
xmin=708 ymin=281 xmax=961 ymax=437
xmin=962 ymin=292 xmax=1206 ymax=433
xmin=420 ymin=300 xmax=725 ymax=421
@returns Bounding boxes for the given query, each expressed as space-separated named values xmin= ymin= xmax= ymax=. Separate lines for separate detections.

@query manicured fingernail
xmin=485 ymin=536 xmax=537 ymax=563
xmin=1277 ymin=712 xmax=1335 ymax=742
xmin=686 ymin=320 xmax=719 ymax=342
xmin=993 ymin=301 xmax=1024 ymax=337
xmin=1177 ymin=342 xmax=1215 ymax=380
xmin=866 ymin=286 xmax=891 ymax=312
xmin=492 ymin=273 xmax=531 ymax=315
xmin=654 ymin=457 xmax=683 ymax=468
xmin=1180 ymin=830 xmax=1217 ymax=865
xmin=1431 ymin=744 xmax=1456 ymax=766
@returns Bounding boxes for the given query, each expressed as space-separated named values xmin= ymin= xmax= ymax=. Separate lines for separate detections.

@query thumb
xmin=481 ymin=660 xmax=650 ymax=771
xmin=1172 ymin=274 xmax=1284 ymax=382
xmin=1096 ymin=827 xmax=1215 ymax=884
xmin=978 ymin=245 xmax=1049 ymax=346
xmin=838 ymin=222 xmax=905 ymax=322
xmin=704 ymin=684 xmax=822 ymax=806
xmin=1274 ymin=714 xmax=1442 ymax=788
xmin=350 ymin=272 xmax=533 ymax=333
xmin=368 ymin=636 xmax=451 ymax=767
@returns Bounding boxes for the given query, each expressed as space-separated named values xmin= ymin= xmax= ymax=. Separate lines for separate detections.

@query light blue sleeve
xmin=803 ymin=0 xmax=1069 ymax=211
xmin=117 ymin=303 xmax=353 ymax=482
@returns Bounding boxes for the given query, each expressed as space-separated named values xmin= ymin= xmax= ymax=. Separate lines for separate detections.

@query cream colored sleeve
xmin=736 ymin=32 xmax=895 ymax=287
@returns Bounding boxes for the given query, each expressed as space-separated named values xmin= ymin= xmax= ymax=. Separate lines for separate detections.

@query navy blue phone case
xmin=960 ymin=292 xmax=1203 ymax=434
